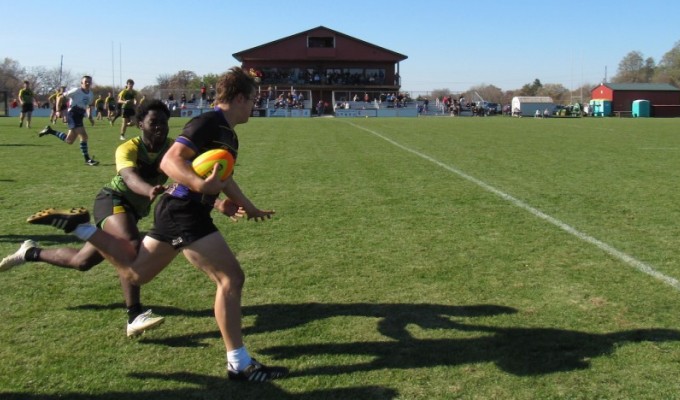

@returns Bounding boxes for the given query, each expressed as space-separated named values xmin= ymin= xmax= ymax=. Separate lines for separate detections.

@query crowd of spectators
xmin=255 ymin=68 xmax=387 ymax=86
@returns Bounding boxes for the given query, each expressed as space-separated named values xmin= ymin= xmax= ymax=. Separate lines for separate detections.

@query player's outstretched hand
xmin=214 ymin=198 xmax=246 ymax=222
xmin=148 ymin=185 xmax=167 ymax=202
xmin=246 ymin=208 xmax=275 ymax=222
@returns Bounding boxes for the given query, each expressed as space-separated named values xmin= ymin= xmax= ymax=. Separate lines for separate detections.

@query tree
xmin=156 ymin=73 xmax=172 ymax=89
xmin=428 ymin=88 xmax=454 ymax=100
xmin=172 ymin=70 xmax=200 ymax=89
xmin=570 ymin=83 xmax=595 ymax=104
xmin=536 ymin=83 xmax=570 ymax=104
xmin=654 ymin=40 xmax=680 ymax=86
xmin=612 ymin=51 xmax=655 ymax=83
xmin=27 ymin=66 xmax=77 ymax=96
xmin=0 ymin=57 xmax=25 ymax=92
xmin=467 ymin=84 xmax=503 ymax=103
xmin=201 ymin=73 xmax=220 ymax=89
xmin=156 ymin=70 xmax=200 ymax=90
xmin=518 ymin=79 xmax=542 ymax=96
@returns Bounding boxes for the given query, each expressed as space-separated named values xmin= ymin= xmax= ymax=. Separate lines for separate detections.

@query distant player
xmin=38 ymin=75 xmax=99 ymax=166
xmin=47 ymin=87 xmax=63 ymax=124
xmin=105 ymin=91 xmax=117 ymax=122
xmin=56 ymin=86 xmax=68 ymax=123
xmin=94 ymin=94 xmax=105 ymax=120
xmin=18 ymin=80 xmax=35 ymax=128
xmin=111 ymin=79 xmax=138 ymax=141
xmin=1 ymin=100 xmax=173 ymax=337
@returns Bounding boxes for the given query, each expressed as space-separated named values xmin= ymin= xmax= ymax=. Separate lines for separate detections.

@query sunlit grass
xmin=1 ymin=115 xmax=679 ymax=399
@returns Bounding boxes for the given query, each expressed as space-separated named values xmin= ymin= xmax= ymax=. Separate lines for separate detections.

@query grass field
xmin=1 ymin=114 xmax=679 ymax=399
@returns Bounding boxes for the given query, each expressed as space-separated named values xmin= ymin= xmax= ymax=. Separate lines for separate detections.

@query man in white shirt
xmin=39 ymin=75 xmax=99 ymax=166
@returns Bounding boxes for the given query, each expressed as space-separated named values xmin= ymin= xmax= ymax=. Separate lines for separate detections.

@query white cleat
xmin=127 ymin=309 xmax=165 ymax=337
xmin=0 ymin=240 xmax=37 ymax=272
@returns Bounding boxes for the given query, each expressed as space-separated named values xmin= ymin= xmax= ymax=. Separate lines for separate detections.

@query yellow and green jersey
xmin=118 ymin=88 xmax=138 ymax=110
xmin=48 ymin=92 xmax=59 ymax=104
xmin=18 ymin=88 xmax=34 ymax=104
xmin=106 ymin=136 xmax=172 ymax=218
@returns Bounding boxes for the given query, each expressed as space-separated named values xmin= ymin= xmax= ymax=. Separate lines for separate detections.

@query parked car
xmin=481 ymin=102 xmax=500 ymax=115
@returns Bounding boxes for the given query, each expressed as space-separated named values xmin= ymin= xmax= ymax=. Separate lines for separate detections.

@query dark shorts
xmin=67 ymin=107 xmax=86 ymax=129
xmin=122 ymin=108 xmax=135 ymax=119
xmin=93 ymin=188 xmax=141 ymax=227
xmin=148 ymin=195 xmax=218 ymax=249
xmin=21 ymin=103 xmax=34 ymax=113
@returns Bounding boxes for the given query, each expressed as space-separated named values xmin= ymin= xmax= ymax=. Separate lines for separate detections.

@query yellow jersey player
xmin=18 ymin=80 xmax=35 ymax=128
xmin=111 ymin=79 xmax=138 ymax=140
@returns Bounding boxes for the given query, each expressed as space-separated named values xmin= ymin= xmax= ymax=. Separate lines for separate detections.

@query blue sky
xmin=5 ymin=0 xmax=679 ymax=93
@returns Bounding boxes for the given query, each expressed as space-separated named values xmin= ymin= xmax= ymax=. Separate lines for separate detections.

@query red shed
xmin=590 ymin=83 xmax=680 ymax=117
xmin=233 ymin=26 xmax=407 ymax=114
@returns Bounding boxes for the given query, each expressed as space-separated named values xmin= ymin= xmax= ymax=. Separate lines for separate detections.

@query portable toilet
xmin=589 ymin=99 xmax=612 ymax=117
xmin=632 ymin=99 xmax=650 ymax=117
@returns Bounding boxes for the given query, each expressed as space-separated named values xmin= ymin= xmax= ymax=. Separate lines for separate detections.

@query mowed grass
xmin=1 ymin=114 xmax=679 ymax=399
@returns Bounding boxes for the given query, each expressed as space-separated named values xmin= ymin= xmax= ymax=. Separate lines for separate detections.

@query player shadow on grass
xmin=249 ymin=304 xmax=680 ymax=377
xmin=0 ymin=143 xmax=45 ymax=147
xmin=0 ymin=372 xmax=397 ymax=400
xmin=129 ymin=302 xmax=680 ymax=377
xmin=65 ymin=302 xmax=680 ymax=377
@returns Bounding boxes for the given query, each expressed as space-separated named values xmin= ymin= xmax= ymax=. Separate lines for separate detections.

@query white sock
xmin=73 ymin=224 xmax=97 ymax=241
xmin=226 ymin=346 xmax=252 ymax=372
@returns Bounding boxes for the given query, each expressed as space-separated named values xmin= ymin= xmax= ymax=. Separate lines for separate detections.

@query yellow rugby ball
xmin=191 ymin=149 xmax=234 ymax=181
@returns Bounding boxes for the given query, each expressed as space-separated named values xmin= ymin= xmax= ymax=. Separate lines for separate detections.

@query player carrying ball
xmin=23 ymin=67 xmax=288 ymax=382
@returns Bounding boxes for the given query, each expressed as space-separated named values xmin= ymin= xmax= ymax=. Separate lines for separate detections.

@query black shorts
xmin=93 ymin=188 xmax=140 ymax=227
xmin=148 ymin=195 xmax=218 ymax=249
xmin=67 ymin=107 xmax=86 ymax=129
xmin=122 ymin=108 xmax=135 ymax=119
xmin=21 ymin=103 xmax=34 ymax=113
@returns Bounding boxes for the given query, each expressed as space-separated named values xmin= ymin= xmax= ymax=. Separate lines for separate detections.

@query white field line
xmin=347 ymin=121 xmax=680 ymax=292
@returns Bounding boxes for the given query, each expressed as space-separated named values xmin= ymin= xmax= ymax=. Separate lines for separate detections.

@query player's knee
xmin=221 ymin=268 xmax=245 ymax=292
xmin=74 ymin=261 xmax=97 ymax=272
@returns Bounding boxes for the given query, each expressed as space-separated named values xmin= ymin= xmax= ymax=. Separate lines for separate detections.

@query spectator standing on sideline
xmin=18 ymin=80 xmax=36 ymax=128
xmin=38 ymin=75 xmax=99 ymax=166
xmin=28 ymin=67 xmax=289 ymax=382
xmin=317 ymin=99 xmax=324 ymax=116
xmin=1 ymin=100 xmax=174 ymax=337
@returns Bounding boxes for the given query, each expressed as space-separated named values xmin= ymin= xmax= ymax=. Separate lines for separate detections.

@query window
xmin=308 ymin=36 xmax=335 ymax=48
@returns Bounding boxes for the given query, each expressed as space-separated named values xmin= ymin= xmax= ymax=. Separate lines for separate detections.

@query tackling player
xmin=1 ymin=100 xmax=173 ymax=337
